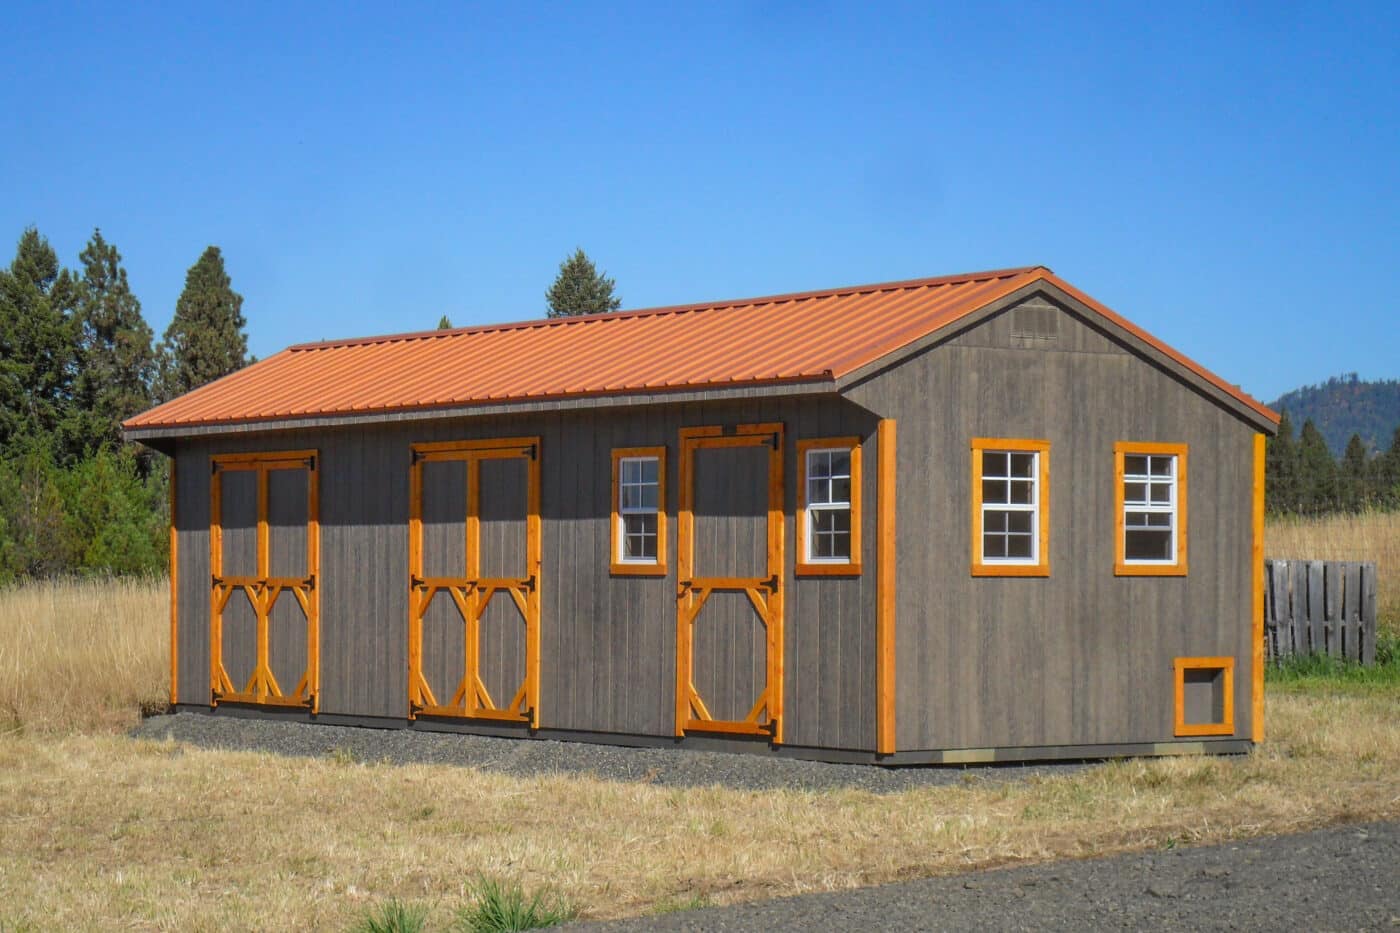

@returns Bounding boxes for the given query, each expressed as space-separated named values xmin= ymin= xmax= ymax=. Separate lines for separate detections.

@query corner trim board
xmin=876 ymin=419 xmax=896 ymax=755
xmin=1252 ymin=433 xmax=1265 ymax=742
xmin=169 ymin=458 xmax=178 ymax=706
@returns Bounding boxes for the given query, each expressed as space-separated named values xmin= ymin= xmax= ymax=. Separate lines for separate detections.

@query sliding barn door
xmin=210 ymin=451 xmax=320 ymax=710
xmin=677 ymin=424 xmax=784 ymax=742
xmin=408 ymin=437 xmax=541 ymax=726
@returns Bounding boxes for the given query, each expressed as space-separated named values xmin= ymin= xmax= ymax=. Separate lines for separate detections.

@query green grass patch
xmin=454 ymin=878 xmax=577 ymax=933
xmin=352 ymin=898 xmax=431 ymax=933
xmin=1267 ymin=634 xmax=1400 ymax=694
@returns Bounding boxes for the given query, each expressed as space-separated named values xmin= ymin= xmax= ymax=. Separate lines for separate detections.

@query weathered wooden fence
xmin=1264 ymin=559 xmax=1377 ymax=664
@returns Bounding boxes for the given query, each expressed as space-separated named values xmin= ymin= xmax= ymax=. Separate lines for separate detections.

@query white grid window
xmin=1123 ymin=453 xmax=1177 ymax=563
xmin=805 ymin=448 xmax=852 ymax=561
xmin=980 ymin=450 xmax=1038 ymax=563
xmin=617 ymin=456 xmax=659 ymax=562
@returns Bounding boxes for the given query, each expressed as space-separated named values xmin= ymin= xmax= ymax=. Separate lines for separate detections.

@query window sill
xmin=796 ymin=561 xmax=863 ymax=577
xmin=1115 ymin=562 xmax=1188 ymax=577
xmin=610 ymin=562 xmax=667 ymax=577
xmin=971 ymin=563 xmax=1049 ymax=578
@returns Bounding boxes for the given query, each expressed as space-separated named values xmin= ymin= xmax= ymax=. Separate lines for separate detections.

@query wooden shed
xmin=126 ymin=266 xmax=1279 ymax=764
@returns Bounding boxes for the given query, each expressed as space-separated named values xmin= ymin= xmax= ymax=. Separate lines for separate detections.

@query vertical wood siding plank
xmin=1343 ymin=561 xmax=1361 ymax=663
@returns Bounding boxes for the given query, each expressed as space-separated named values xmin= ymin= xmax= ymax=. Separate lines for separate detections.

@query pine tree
xmin=1339 ymin=433 xmax=1370 ymax=511
xmin=545 ymin=248 xmax=620 ymax=317
xmin=1296 ymin=418 xmax=1339 ymax=513
xmin=158 ymin=246 xmax=248 ymax=399
xmin=73 ymin=229 xmax=156 ymax=451
xmin=437 ymin=314 xmax=453 ymax=329
xmin=1265 ymin=410 xmax=1300 ymax=513
xmin=0 ymin=228 xmax=80 ymax=452
xmin=1376 ymin=426 xmax=1400 ymax=508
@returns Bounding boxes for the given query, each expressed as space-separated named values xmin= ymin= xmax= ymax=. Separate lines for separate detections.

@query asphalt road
xmin=567 ymin=820 xmax=1400 ymax=932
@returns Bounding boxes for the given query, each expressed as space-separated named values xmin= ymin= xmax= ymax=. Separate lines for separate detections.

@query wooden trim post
xmin=1252 ymin=433 xmax=1265 ymax=742
xmin=876 ymin=419 xmax=896 ymax=755
xmin=169 ymin=458 xmax=178 ymax=706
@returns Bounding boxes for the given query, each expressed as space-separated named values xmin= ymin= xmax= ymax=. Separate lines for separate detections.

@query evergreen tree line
xmin=0 ymin=226 xmax=249 ymax=583
xmin=1266 ymin=410 xmax=1400 ymax=514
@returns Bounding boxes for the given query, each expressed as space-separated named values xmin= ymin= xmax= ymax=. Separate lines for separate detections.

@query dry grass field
xmin=1266 ymin=509 xmax=1400 ymax=634
xmin=1 ymin=508 xmax=1398 ymax=930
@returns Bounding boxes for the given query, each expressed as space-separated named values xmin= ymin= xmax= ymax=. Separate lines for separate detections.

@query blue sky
xmin=2 ymin=2 xmax=1395 ymax=402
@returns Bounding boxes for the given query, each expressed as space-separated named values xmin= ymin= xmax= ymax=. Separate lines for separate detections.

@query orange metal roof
xmin=125 ymin=266 xmax=1279 ymax=433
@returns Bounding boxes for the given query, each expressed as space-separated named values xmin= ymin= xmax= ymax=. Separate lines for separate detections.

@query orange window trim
xmin=610 ymin=446 xmax=667 ymax=576
xmin=796 ymin=436 xmax=863 ymax=576
xmin=1114 ymin=441 xmax=1188 ymax=576
xmin=1174 ymin=656 xmax=1235 ymax=737
xmin=970 ymin=438 xmax=1050 ymax=577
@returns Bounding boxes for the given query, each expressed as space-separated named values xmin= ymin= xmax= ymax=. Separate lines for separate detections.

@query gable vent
xmin=1010 ymin=302 xmax=1059 ymax=348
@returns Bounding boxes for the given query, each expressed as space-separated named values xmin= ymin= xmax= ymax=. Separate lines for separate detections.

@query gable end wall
xmin=845 ymin=293 xmax=1257 ymax=751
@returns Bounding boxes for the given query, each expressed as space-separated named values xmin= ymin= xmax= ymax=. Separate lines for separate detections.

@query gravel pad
xmin=567 ymin=820 xmax=1400 ymax=931
xmin=131 ymin=712 xmax=1084 ymax=794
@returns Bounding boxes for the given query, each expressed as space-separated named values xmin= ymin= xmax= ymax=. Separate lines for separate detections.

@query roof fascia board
xmin=835 ymin=280 xmax=1279 ymax=434
xmin=124 ymin=377 xmax=837 ymax=443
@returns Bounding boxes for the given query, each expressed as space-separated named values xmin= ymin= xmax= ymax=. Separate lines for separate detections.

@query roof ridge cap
xmin=288 ymin=265 xmax=1051 ymax=352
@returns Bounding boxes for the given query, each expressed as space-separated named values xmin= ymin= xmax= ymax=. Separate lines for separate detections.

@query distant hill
xmin=1270 ymin=374 xmax=1400 ymax=455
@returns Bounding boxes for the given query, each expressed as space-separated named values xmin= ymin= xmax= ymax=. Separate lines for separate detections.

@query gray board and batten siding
xmin=174 ymin=394 xmax=885 ymax=755
xmin=170 ymin=287 xmax=1266 ymax=763
xmin=845 ymin=293 xmax=1259 ymax=753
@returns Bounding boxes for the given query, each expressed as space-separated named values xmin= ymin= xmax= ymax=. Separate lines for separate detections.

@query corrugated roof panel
xmin=124 ymin=266 xmax=1279 ymax=432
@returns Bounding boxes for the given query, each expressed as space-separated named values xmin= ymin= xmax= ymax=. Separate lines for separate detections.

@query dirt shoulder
xmin=569 ymin=820 xmax=1400 ymax=932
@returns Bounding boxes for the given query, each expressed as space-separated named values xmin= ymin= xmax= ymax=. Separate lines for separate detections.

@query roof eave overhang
xmin=122 ymin=377 xmax=838 ymax=444
xmin=834 ymin=278 xmax=1280 ymax=435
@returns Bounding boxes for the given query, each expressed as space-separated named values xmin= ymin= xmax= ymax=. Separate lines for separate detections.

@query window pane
xmin=813 ymin=508 xmax=851 ymax=534
xmin=638 ymin=458 xmax=658 ymax=484
xmin=620 ymin=485 xmax=640 ymax=510
xmin=639 ymin=484 xmax=658 ymax=509
xmin=830 ymin=531 xmax=851 ymax=558
xmin=1007 ymin=511 xmax=1032 ymax=534
xmin=984 ymin=510 xmax=1007 ymax=533
xmin=982 ymin=451 xmax=1008 ymax=478
xmin=983 ymin=533 xmax=1006 ymax=559
xmin=1009 ymin=479 xmax=1034 ymax=505
xmin=1124 ymin=482 xmax=1147 ymax=505
xmin=831 ymin=476 xmax=851 ymax=503
xmin=808 ymin=451 xmax=831 ymax=480
xmin=983 ymin=478 xmax=1007 ymax=505
xmin=1149 ymin=483 xmax=1171 ymax=505
xmin=621 ymin=459 xmax=639 ymax=483
xmin=1006 ymin=534 xmax=1033 ymax=558
xmin=622 ymin=514 xmax=658 ymax=560
xmin=1126 ymin=529 xmax=1172 ymax=561
xmin=830 ymin=451 xmax=850 ymax=476
xmin=1150 ymin=456 xmax=1174 ymax=477
xmin=1124 ymin=455 xmax=1149 ymax=476
xmin=1010 ymin=453 xmax=1035 ymax=478
xmin=1147 ymin=512 xmax=1171 ymax=528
